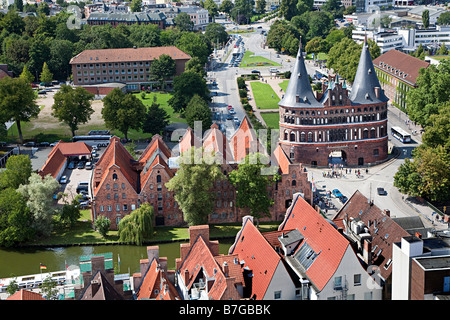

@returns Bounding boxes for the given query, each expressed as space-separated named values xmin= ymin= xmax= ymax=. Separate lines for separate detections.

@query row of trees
xmin=394 ymin=59 xmax=450 ymax=204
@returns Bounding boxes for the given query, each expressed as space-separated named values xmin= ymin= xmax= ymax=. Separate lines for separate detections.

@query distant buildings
xmin=69 ymin=46 xmax=191 ymax=91
xmin=373 ymin=49 xmax=430 ymax=111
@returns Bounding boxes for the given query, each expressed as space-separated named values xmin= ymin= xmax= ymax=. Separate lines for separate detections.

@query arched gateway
xmin=278 ymin=38 xmax=389 ymax=167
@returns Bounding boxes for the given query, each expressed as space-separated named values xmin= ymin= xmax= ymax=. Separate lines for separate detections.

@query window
xmin=107 ymin=205 xmax=112 ymax=212
xmin=334 ymin=276 xmax=342 ymax=290
xmin=354 ymin=274 xmax=361 ymax=286
xmin=122 ymin=193 xmax=126 ymax=199
xmin=107 ymin=193 xmax=111 ymax=199
xmin=364 ymin=292 xmax=373 ymax=300
xmin=100 ymin=205 xmax=105 ymax=212
xmin=274 ymin=291 xmax=281 ymax=299
xmin=123 ymin=204 xmax=128 ymax=211
xmin=116 ymin=204 xmax=120 ymax=211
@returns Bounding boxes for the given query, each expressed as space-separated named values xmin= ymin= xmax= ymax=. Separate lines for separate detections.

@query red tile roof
xmin=373 ymin=49 xmax=430 ymax=85
xmin=139 ymin=134 xmax=174 ymax=186
xmin=202 ymin=124 xmax=234 ymax=162
xmin=279 ymin=194 xmax=350 ymax=291
xmin=273 ymin=144 xmax=292 ymax=174
xmin=229 ymin=116 xmax=266 ymax=162
xmin=333 ymin=190 xmax=411 ymax=280
xmin=136 ymin=258 xmax=179 ymax=300
xmin=7 ymin=289 xmax=45 ymax=300
xmin=229 ymin=218 xmax=283 ymax=300
xmin=39 ymin=148 xmax=67 ymax=179
xmin=49 ymin=141 xmax=92 ymax=157
xmin=70 ymin=46 xmax=191 ymax=65
xmin=178 ymin=234 xmax=241 ymax=300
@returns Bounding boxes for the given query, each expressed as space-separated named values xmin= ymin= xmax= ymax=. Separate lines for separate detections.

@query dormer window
xmin=368 ymin=68 xmax=372 ymax=74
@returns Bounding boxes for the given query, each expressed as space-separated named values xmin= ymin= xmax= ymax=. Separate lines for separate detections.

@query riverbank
xmin=18 ymin=210 xmax=280 ymax=248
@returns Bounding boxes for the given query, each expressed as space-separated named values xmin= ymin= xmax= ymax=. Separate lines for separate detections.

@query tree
xmin=149 ymin=54 xmax=176 ymax=90
xmin=231 ymin=0 xmax=254 ymax=24
xmin=169 ymin=71 xmax=210 ymax=113
xmin=0 ymin=187 xmax=32 ymax=247
xmin=204 ymin=23 xmax=228 ymax=47
xmin=48 ymin=40 xmax=74 ymax=80
xmin=128 ymin=23 xmax=161 ymax=48
xmin=422 ymin=103 xmax=450 ymax=152
xmin=176 ymin=32 xmax=211 ymax=65
xmin=52 ymin=85 xmax=95 ymax=137
xmin=41 ymin=275 xmax=58 ymax=300
xmin=255 ymin=0 xmax=266 ymax=15
xmin=166 ymin=147 xmax=225 ymax=226
xmin=305 ymin=37 xmax=327 ymax=55
xmin=18 ymin=173 xmax=60 ymax=237
xmin=40 ymin=62 xmax=53 ymax=84
xmin=102 ymin=88 xmax=147 ymax=140
xmin=6 ymin=280 xmax=19 ymax=296
xmin=174 ymin=12 xmax=194 ymax=32
xmin=130 ymin=0 xmax=142 ymax=12
xmin=0 ymin=77 xmax=40 ymax=144
xmin=0 ymin=155 xmax=32 ymax=190
xmin=0 ymin=10 xmax=25 ymax=35
xmin=394 ymin=157 xmax=422 ymax=199
xmin=58 ymin=196 xmax=81 ymax=228
xmin=228 ymin=153 xmax=279 ymax=226
xmin=321 ymin=0 xmax=344 ymax=19
xmin=94 ymin=215 xmax=111 ymax=238
xmin=406 ymin=59 xmax=450 ymax=127
xmin=19 ymin=65 xmax=34 ymax=83
xmin=422 ymin=9 xmax=430 ymax=29
xmin=438 ymin=43 xmax=449 ymax=55
xmin=204 ymin=0 xmax=219 ymax=21
xmin=219 ymin=0 xmax=233 ymax=15
xmin=118 ymin=203 xmax=154 ymax=245
xmin=37 ymin=2 xmax=50 ymax=15
xmin=142 ymin=97 xmax=170 ymax=135
xmin=184 ymin=94 xmax=212 ymax=130
xmin=27 ymin=34 xmax=51 ymax=80
xmin=279 ymin=0 xmax=298 ymax=21
xmin=14 ymin=0 xmax=23 ymax=12
xmin=185 ymin=56 xmax=207 ymax=77
xmin=437 ymin=11 xmax=450 ymax=26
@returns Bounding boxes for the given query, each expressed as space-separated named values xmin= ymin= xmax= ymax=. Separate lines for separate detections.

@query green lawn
xmin=28 ymin=208 xmax=280 ymax=246
xmin=134 ymin=91 xmax=186 ymax=124
xmin=260 ymin=112 xmax=279 ymax=129
xmin=306 ymin=52 xmax=328 ymax=60
xmin=240 ymin=50 xmax=281 ymax=68
xmin=279 ymin=80 xmax=289 ymax=92
xmin=250 ymin=82 xmax=280 ymax=110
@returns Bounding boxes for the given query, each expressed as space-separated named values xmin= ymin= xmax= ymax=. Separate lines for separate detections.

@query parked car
xmin=67 ymin=161 xmax=75 ymax=170
xmin=60 ymin=176 xmax=67 ymax=184
xmin=23 ymin=142 xmax=36 ymax=147
xmin=50 ymin=141 xmax=59 ymax=147
xmin=339 ymin=195 xmax=348 ymax=204
xmin=39 ymin=142 xmax=50 ymax=147
xmin=229 ymin=108 xmax=236 ymax=114
xmin=251 ymin=70 xmax=260 ymax=74
xmin=227 ymin=105 xmax=233 ymax=110
xmin=77 ymin=161 xmax=85 ymax=169
xmin=332 ymin=189 xmax=343 ymax=198
xmin=85 ymin=162 xmax=93 ymax=170
xmin=377 ymin=187 xmax=386 ymax=195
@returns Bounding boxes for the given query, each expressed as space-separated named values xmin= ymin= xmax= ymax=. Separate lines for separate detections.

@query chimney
xmin=147 ymin=246 xmax=160 ymax=263
xmin=383 ymin=209 xmax=390 ymax=217
xmin=184 ymin=269 xmax=189 ymax=285
xmin=296 ymin=95 xmax=300 ymax=103
xmin=189 ymin=225 xmax=209 ymax=247
xmin=91 ymin=280 xmax=100 ymax=296
xmin=363 ymin=239 xmax=372 ymax=264
xmin=223 ymin=261 xmax=229 ymax=277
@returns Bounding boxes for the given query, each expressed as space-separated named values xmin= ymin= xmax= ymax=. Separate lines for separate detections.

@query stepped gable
xmin=135 ymin=258 xmax=179 ymax=300
xmin=202 ymin=123 xmax=234 ymax=162
xmin=229 ymin=115 xmax=267 ymax=162
xmin=349 ymin=36 xmax=388 ymax=105
xmin=178 ymin=127 xmax=202 ymax=156
xmin=93 ymin=136 xmax=140 ymax=194
xmin=139 ymin=134 xmax=174 ymax=187
xmin=278 ymin=40 xmax=322 ymax=108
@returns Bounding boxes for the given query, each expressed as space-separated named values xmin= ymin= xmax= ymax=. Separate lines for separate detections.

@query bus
xmin=72 ymin=135 xmax=113 ymax=147
xmin=391 ymin=126 xmax=411 ymax=143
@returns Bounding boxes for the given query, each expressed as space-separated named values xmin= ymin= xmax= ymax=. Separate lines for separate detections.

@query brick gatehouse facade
xmin=91 ymin=118 xmax=312 ymax=230
xmin=279 ymin=39 xmax=389 ymax=167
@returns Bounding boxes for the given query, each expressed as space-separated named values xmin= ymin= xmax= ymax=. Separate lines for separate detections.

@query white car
xmin=60 ymin=176 xmax=68 ymax=184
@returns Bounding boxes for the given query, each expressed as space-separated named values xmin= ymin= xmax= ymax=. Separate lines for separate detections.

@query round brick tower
xmin=278 ymin=38 xmax=389 ymax=167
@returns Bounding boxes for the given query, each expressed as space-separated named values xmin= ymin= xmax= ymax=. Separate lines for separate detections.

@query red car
xmin=227 ymin=105 xmax=232 ymax=110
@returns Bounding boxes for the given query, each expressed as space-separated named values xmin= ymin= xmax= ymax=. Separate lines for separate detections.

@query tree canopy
xmin=166 ymin=147 xmax=224 ymax=226
xmin=118 ymin=203 xmax=154 ymax=245
xmin=184 ymin=94 xmax=212 ymax=130
xmin=52 ymin=85 xmax=95 ymax=137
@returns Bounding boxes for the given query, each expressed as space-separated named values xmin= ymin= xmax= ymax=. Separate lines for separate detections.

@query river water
xmin=0 ymin=239 xmax=234 ymax=279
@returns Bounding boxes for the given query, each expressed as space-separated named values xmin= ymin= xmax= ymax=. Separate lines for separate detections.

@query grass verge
xmin=250 ymin=82 xmax=280 ymax=110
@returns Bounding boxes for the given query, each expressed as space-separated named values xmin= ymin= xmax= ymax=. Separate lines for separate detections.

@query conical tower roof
xmin=278 ymin=40 xmax=322 ymax=108
xmin=349 ymin=36 xmax=388 ymax=105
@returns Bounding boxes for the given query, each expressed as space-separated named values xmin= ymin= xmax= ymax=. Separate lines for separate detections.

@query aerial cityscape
xmin=0 ymin=0 xmax=449 ymax=307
